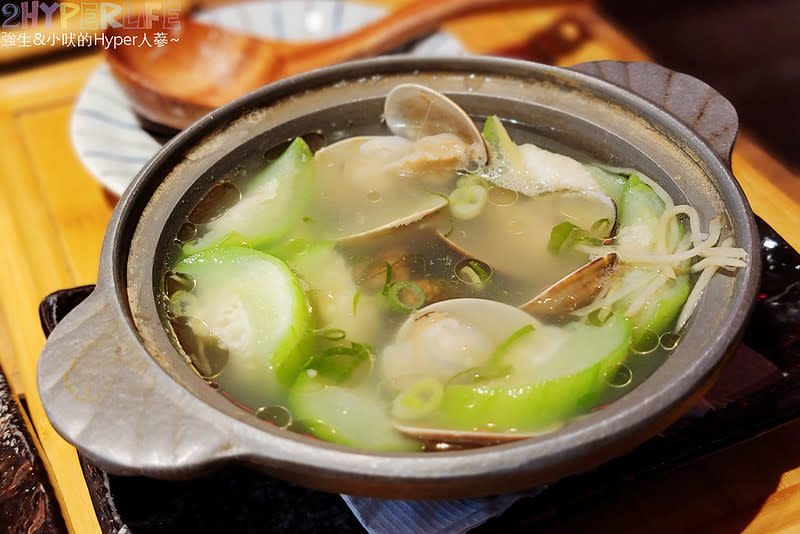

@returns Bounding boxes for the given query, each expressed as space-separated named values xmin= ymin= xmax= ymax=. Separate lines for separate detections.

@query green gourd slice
xmin=289 ymin=372 xmax=420 ymax=452
xmin=184 ymin=137 xmax=315 ymax=254
xmin=171 ymin=246 xmax=311 ymax=408
xmin=584 ymin=164 xmax=628 ymax=203
xmin=616 ymin=174 xmax=668 ymax=243
xmin=482 ymin=115 xmax=524 ymax=170
xmin=422 ymin=309 xmax=632 ymax=435
xmin=615 ymin=175 xmax=690 ymax=345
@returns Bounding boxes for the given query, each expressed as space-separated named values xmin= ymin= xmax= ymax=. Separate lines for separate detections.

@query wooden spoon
xmin=105 ymin=0 xmax=586 ymax=130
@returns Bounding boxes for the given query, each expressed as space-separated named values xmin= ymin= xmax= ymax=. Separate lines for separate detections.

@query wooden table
xmin=1 ymin=1 xmax=799 ymax=532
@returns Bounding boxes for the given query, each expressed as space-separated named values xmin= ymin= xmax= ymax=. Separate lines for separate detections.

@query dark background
xmin=598 ymin=0 xmax=800 ymax=174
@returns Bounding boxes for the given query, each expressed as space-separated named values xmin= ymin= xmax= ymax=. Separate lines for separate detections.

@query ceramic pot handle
xmin=37 ymin=284 xmax=239 ymax=476
xmin=569 ymin=61 xmax=739 ymax=167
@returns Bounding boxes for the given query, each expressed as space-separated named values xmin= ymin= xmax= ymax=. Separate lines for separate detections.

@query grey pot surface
xmin=38 ymin=57 xmax=760 ymax=499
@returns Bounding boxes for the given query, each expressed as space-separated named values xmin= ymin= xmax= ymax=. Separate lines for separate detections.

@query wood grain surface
xmin=1 ymin=1 xmax=799 ymax=533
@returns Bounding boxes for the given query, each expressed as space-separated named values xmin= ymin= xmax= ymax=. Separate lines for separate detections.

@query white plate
xmin=70 ymin=0 xmax=468 ymax=196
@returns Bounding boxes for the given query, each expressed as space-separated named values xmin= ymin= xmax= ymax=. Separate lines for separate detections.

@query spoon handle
xmin=280 ymin=0 xmax=589 ymax=77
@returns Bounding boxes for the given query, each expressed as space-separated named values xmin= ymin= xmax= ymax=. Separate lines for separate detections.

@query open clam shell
xmin=439 ymin=189 xmax=616 ymax=286
xmin=299 ymin=85 xmax=494 ymax=243
xmin=393 ymin=423 xmax=538 ymax=446
xmin=522 ymin=253 xmax=619 ymax=317
xmin=381 ymin=295 xmax=631 ymax=445
xmin=382 ymin=298 xmax=545 ymax=443
xmin=384 ymin=83 xmax=488 ymax=168
xmin=380 ymin=298 xmax=542 ymax=392
xmin=300 ymin=136 xmax=450 ymax=242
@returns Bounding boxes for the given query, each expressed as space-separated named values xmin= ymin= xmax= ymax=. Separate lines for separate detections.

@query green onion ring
xmin=386 ymin=280 xmax=426 ymax=313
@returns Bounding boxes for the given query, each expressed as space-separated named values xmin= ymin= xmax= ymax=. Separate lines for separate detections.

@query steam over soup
xmin=162 ymin=85 xmax=747 ymax=451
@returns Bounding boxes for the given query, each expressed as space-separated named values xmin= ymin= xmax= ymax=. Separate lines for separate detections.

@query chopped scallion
xmin=488 ymin=323 xmax=536 ymax=366
xmin=458 ymin=265 xmax=482 ymax=285
xmin=455 ymin=258 xmax=492 ymax=290
xmin=391 ymin=377 xmax=444 ymax=420
xmin=467 ymin=260 xmax=491 ymax=282
xmin=386 ymin=280 xmax=426 ymax=313
xmin=304 ymin=342 xmax=373 ymax=383
xmin=548 ymin=221 xmax=606 ymax=253
xmin=448 ymin=183 xmax=488 ymax=220
xmin=548 ymin=222 xmax=579 ymax=253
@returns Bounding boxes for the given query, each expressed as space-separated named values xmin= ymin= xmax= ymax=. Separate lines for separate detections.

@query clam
xmin=439 ymin=189 xmax=617 ymax=288
xmin=301 ymin=85 xmax=490 ymax=242
xmin=311 ymin=136 xmax=450 ymax=240
xmin=437 ymin=111 xmax=621 ymax=315
xmin=381 ymin=295 xmax=630 ymax=445
xmin=393 ymin=423 xmax=538 ymax=446
xmin=381 ymin=298 xmax=545 ymax=444
xmin=384 ymin=83 xmax=488 ymax=168
xmin=380 ymin=298 xmax=542 ymax=392
xmin=521 ymin=253 xmax=618 ymax=317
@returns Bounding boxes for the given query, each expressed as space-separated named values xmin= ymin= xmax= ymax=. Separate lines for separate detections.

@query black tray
xmin=38 ymin=216 xmax=800 ymax=533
